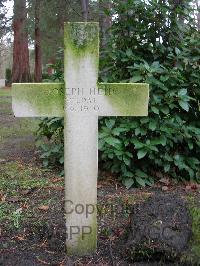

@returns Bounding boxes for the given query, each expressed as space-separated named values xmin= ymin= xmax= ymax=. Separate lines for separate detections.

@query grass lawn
xmin=0 ymin=87 xmax=11 ymax=97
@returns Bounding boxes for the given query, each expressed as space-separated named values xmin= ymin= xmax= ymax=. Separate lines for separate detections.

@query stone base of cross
xmin=12 ymin=22 xmax=149 ymax=255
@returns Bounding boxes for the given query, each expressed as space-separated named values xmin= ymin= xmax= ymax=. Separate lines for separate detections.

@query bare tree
xmin=34 ymin=0 xmax=42 ymax=82
xmin=99 ymin=0 xmax=112 ymax=48
xmin=81 ymin=0 xmax=89 ymax=21
xmin=0 ymin=0 xmax=7 ymax=39
xmin=12 ymin=0 xmax=30 ymax=82
xmin=195 ymin=0 xmax=200 ymax=30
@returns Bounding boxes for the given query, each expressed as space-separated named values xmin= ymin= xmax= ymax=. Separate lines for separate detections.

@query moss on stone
xmin=190 ymin=207 xmax=200 ymax=259
xmin=180 ymin=197 xmax=200 ymax=264
xmin=182 ymin=205 xmax=200 ymax=264
xmin=64 ymin=22 xmax=99 ymax=56
xmin=66 ymin=218 xmax=97 ymax=256
xmin=99 ymin=83 xmax=149 ymax=116
xmin=12 ymin=83 xmax=64 ymax=117
xmin=64 ymin=22 xmax=99 ymax=74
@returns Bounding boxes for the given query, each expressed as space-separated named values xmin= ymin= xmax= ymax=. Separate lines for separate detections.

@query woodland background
xmin=0 ymin=0 xmax=111 ymax=81
xmin=0 ymin=0 xmax=200 ymax=188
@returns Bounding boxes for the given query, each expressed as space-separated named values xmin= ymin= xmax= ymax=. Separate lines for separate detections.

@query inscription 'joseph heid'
xmin=66 ymin=87 xmax=117 ymax=112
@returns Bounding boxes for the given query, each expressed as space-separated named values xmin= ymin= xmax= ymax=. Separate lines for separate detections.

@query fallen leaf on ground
xmin=14 ymin=235 xmax=26 ymax=241
xmin=21 ymin=203 xmax=29 ymax=209
xmin=20 ymin=189 xmax=33 ymax=195
xmin=38 ymin=205 xmax=49 ymax=211
xmin=6 ymin=196 xmax=20 ymax=203
xmin=36 ymin=257 xmax=50 ymax=265
xmin=0 ymin=194 xmax=6 ymax=202
xmin=44 ymin=186 xmax=64 ymax=191
xmin=162 ymin=186 xmax=169 ymax=191
xmin=15 ymin=208 xmax=23 ymax=214
xmin=185 ymin=183 xmax=199 ymax=191
xmin=159 ymin=178 xmax=170 ymax=185
xmin=114 ymin=228 xmax=125 ymax=237
xmin=50 ymin=177 xmax=63 ymax=183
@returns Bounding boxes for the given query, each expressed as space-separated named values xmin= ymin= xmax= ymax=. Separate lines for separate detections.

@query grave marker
xmin=12 ymin=22 xmax=149 ymax=255
xmin=0 ymin=79 xmax=5 ymax=88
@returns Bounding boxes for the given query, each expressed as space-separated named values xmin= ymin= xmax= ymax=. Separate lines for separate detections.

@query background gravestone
xmin=0 ymin=79 xmax=5 ymax=88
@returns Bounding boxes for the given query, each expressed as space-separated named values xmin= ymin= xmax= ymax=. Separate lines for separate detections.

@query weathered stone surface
xmin=64 ymin=22 xmax=99 ymax=256
xmin=129 ymin=193 xmax=192 ymax=260
xmin=0 ymin=79 xmax=5 ymax=87
xmin=98 ymin=83 xmax=149 ymax=116
xmin=13 ymin=82 xmax=148 ymax=118
xmin=12 ymin=83 xmax=64 ymax=117
xmin=12 ymin=22 xmax=149 ymax=256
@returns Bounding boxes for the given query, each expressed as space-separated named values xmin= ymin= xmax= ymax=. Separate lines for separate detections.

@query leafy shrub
xmin=42 ymin=73 xmax=50 ymax=80
xmin=37 ymin=0 xmax=200 ymax=187
xmin=5 ymin=68 xmax=11 ymax=86
xmin=36 ymin=118 xmax=64 ymax=169
xmin=36 ymin=49 xmax=64 ymax=174
xmin=98 ymin=0 xmax=200 ymax=187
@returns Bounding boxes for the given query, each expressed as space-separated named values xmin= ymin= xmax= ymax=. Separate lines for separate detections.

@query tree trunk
xmin=99 ymin=0 xmax=112 ymax=48
xmin=57 ymin=0 xmax=68 ymax=30
xmin=34 ymin=0 xmax=42 ymax=82
xmin=81 ymin=0 xmax=89 ymax=22
xmin=12 ymin=0 xmax=31 ymax=83
xmin=195 ymin=0 xmax=200 ymax=30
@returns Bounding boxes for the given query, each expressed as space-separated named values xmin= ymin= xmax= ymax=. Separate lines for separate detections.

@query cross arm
xmin=97 ymin=83 xmax=149 ymax=116
xmin=12 ymin=83 xmax=64 ymax=117
xmin=12 ymin=83 xmax=149 ymax=117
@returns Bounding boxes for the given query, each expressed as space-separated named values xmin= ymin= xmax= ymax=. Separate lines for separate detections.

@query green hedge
xmin=36 ymin=0 xmax=200 ymax=187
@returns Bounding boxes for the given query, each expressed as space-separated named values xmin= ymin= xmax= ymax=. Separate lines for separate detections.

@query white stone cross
xmin=12 ymin=22 xmax=149 ymax=256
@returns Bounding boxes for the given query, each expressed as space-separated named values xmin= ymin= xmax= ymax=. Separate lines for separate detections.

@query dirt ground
xmin=0 ymin=88 xmax=200 ymax=266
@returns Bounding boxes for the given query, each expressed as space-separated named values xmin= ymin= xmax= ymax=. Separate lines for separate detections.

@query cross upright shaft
xmin=64 ymin=23 xmax=99 ymax=255
xmin=12 ymin=22 xmax=149 ymax=256
xmin=64 ymin=23 xmax=149 ymax=255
